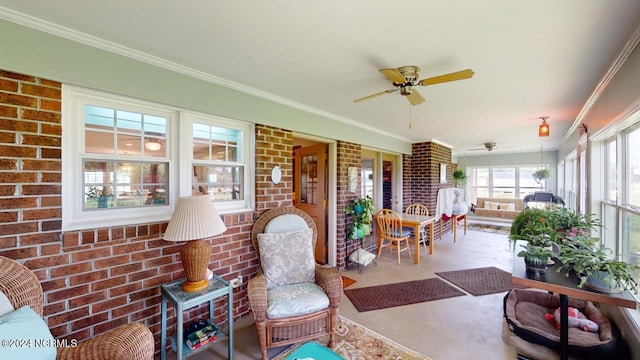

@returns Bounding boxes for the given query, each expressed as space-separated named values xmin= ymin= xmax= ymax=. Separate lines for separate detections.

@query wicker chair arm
xmin=56 ymin=323 xmax=154 ymax=360
xmin=315 ymin=266 xmax=342 ymax=308
xmin=247 ymin=273 xmax=268 ymax=321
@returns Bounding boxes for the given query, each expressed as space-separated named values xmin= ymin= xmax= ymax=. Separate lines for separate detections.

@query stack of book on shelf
xmin=186 ymin=323 xmax=218 ymax=350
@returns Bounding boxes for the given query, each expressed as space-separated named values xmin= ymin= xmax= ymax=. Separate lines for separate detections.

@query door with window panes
xmin=295 ymin=143 xmax=328 ymax=263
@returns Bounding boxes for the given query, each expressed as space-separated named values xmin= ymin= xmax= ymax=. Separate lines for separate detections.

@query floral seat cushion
xmin=258 ymin=228 xmax=316 ymax=289
xmin=266 ymin=282 xmax=330 ymax=319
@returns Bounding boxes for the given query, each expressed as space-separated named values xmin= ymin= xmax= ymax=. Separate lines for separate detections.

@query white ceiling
xmin=2 ymin=1 xmax=640 ymax=155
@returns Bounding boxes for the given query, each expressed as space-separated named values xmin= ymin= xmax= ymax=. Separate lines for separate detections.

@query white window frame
xmin=179 ymin=111 xmax=255 ymax=213
xmin=62 ymin=86 xmax=254 ymax=231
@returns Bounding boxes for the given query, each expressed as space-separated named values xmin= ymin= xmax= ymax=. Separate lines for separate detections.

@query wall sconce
xmin=145 ymin=141 xmax=162 ymax=151
xmin=538 ymin=116 xmax=550 ymax=137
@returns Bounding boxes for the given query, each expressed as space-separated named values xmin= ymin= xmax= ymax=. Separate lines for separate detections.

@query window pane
xmin=628 ymin=127 xmax=640 ymax=207
xmin=84 ymin=105 xmax=167 ymax=158
xmin=602 ymin=203 xmax=617 ymax=252
xmin=192 ymin=165 xmax=244 ymax=201
xmin=84 ymin=160 xmax=168 ymax=210
xmin=623 ymin=210 xmax=640 ymax=293
xmin=492 ymin=167 xmax=515 ymax=198
xmin=607 ymin=140 xmax=617 ymax=201
xmin=192 ymin=123 xmax=242 ymax=162
xmin=519 ymin=166 xmax=539 ymax=198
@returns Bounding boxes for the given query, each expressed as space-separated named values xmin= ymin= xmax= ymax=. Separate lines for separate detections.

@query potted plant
xmin=518 ymin=238 xmax=552 ymax=273
xmin=557 ymin=236 xmax=640 ymax=293
xmin=452 ymin=169 xmax=467 ymax=188
xmin=532 ymin=168 xmax=551 ymax=183
xmin=343 ymin=195 xmax=375 ymax=239
xmin=510 ymin=208 xmax=558 ymax=244
xmin=86 ymin=186 xmax=113 ymax=208
xmin=548 ymin=207 xmax=601 ymax=233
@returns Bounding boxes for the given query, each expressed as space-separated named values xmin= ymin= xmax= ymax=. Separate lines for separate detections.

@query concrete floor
xmin=169 ymin=225 xmax=520 ymax=360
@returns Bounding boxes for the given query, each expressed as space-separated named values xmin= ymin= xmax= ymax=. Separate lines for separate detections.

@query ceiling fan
xmin=354 ymin=66 xmax=474 ymax=106
xmin=469 ymin=142 xmax=501 ymax=152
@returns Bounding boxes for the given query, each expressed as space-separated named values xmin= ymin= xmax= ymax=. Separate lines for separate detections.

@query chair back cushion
xmin=258 ymin=228 xmax=315 ymax=289
xmin=266 ymin=282 xmax=330 ymax=319
xmin=0 ymin=306 xmax=56 ymax=359
xmin=265 ymin=214 xmax=309 ymax=233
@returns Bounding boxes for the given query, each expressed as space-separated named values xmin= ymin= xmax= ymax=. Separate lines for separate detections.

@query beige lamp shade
xmin=163 ymin=195 xmax=227 ymax=242
xmin=163 ymin=195 xmax=227 ymax=292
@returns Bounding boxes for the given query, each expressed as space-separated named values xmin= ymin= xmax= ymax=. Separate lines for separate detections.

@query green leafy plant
xmin=85 ymin=186 xmax=112 ymax=198
xmin=557 ymin=236 xmax=640 ymax=293
xmin=532 ymin=168 xmax=551 ymax=182
xmin=343 ymin=195 xmax=376 ymax=240
xmin=509 ymin=208 xmax=558 ymax=243
xmin=452 ymin=169 xmax=468 ymax=187
xmin=549 ymin=207 xmax=601 ymax=233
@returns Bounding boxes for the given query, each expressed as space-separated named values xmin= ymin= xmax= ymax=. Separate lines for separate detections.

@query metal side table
xmin=160 ymin=275 xmax=233 ymax=359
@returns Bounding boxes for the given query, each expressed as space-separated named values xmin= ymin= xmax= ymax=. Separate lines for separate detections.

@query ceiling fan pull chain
xmin=408 ymin=105 xmax=412 ymax=129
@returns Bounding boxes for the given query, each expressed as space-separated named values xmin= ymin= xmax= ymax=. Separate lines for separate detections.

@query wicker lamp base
xmin=180 ymin=239 xmax=211 ymax=292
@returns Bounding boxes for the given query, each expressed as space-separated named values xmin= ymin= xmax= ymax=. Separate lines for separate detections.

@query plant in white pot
xmin=452 ymin=169 xmax=468 ymax=188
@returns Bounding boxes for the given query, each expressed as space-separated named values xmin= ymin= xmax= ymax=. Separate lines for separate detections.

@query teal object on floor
xmin=284 ymin=342 xmax=343 ymax=360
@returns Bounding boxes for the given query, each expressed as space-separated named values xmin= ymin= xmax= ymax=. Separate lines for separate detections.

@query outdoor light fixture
xmin=145 ymin=141 xmax=162 ymax=151
xmin=163 ymin=195 xmax=227 ymax=292
xmin=538 ymin=117 xmax=550 ymax=137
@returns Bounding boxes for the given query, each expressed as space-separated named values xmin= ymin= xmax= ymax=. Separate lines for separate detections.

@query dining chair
xmin=405 ymin=203 xmax=430 ymax=251
xmin=375 ymin=209 xmax=412 ymax=264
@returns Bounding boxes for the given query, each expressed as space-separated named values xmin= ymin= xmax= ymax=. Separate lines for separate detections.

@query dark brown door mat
xmin=344 ymin=278 xmax=465 ymax=312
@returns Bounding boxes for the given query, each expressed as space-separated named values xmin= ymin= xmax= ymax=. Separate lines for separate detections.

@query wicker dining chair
xmin=248 ymin=207 xmax=342 ymax=360
xmin=376 ymin=209 xmax=412 ymax=264
xmin=0 ymin=256 xmax=155 ymax=360
xmin=405 ymin=203 xmax=430 ymax=251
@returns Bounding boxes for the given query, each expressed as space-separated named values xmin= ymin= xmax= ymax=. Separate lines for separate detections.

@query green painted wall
xmin=0 ymin=19 xmax=412 ymax=154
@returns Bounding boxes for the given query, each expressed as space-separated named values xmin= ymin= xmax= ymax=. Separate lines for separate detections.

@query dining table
xmin=398 ymin=213 xmax=436 ymax=264
xmin=511 ymin=240 xmax=637 ymax=360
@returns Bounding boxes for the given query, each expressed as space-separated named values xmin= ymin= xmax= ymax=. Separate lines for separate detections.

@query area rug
xmin=467 ymin=222 xmax=511 ymax=235
xmin=344 ymin=278 xmax=465 ymax=312
xmin=435 ymin=266 xmax=521 ymax=296
xmin=273 ymin=316 xmax=432 ymax=360
xmin=341 ymin=275 xmax=356 ymax=289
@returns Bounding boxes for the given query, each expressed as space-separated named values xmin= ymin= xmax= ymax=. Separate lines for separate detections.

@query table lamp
xmin=163 ymin=195 xmax=227 ymax=292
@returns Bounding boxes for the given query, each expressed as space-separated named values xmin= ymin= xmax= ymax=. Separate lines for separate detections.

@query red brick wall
xmin=410 ymin=142 xmax=453 ymax=238
xmin=336 ymin=141 xmax=365 ymax=269
xmin=0 ymin=70 xmax=272 ymax=354
xmin=255 ymin=125 xmax=293 ymax=212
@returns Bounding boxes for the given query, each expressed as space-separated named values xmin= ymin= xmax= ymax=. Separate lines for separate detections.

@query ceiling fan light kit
xmin=538 ymin=116 xmax=550 ymax=137
xmin=354 ymin=65 xmax=474 ymax=106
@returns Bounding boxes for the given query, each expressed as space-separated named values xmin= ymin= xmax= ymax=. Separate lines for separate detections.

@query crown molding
xmin=0 ymin=7 xmax=412 ymax=144
xmin=564 ymin=21 xmax=640 ymax=142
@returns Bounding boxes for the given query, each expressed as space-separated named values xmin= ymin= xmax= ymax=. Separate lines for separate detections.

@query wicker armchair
xmin=0 ymin=256 xmax=155 ymax=360
xmin=248 ymin=207 xmax=342 ymax=360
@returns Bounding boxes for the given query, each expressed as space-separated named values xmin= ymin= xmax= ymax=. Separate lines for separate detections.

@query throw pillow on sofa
xmin=499 ymin=203 xmax=516 ymax=211
xmin=485 ymin=201 xmax=500 ymax=210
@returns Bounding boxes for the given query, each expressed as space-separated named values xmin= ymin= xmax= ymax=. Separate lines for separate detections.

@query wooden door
xmin=294 ymin=143 xmax=327 ymax=263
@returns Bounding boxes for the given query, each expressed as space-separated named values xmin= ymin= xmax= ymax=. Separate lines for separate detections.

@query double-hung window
xmin=181 ymin=112 xmax=253 ymax=212
xmin=62 ymin=86 xmax=254 ymax=231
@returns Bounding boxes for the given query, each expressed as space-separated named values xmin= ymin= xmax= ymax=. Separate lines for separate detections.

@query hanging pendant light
xmin=538 ymin=116 xmax=550 ymax=137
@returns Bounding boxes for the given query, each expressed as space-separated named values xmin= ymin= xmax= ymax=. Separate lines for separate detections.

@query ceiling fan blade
xmin=418 ymin=69 xmax=475 ymax=86
xmin=468 ymin=148 xmax=486 ymax=151
xmin=353 ymin=88 xmax=398 ymax=103
xmin=379 ymin=68 xmax=406 ymax=83
xmin=406 ymin=90 xmax=425 ymax=106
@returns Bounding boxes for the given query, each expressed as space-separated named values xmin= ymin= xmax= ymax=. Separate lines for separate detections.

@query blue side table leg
xmin=177 ymin=303 xmax=184 ymax=359
xmin=228 ymin=285 xmax=234 ymax=359
xmin=161 ymin=296 xmax=167 ymax=360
